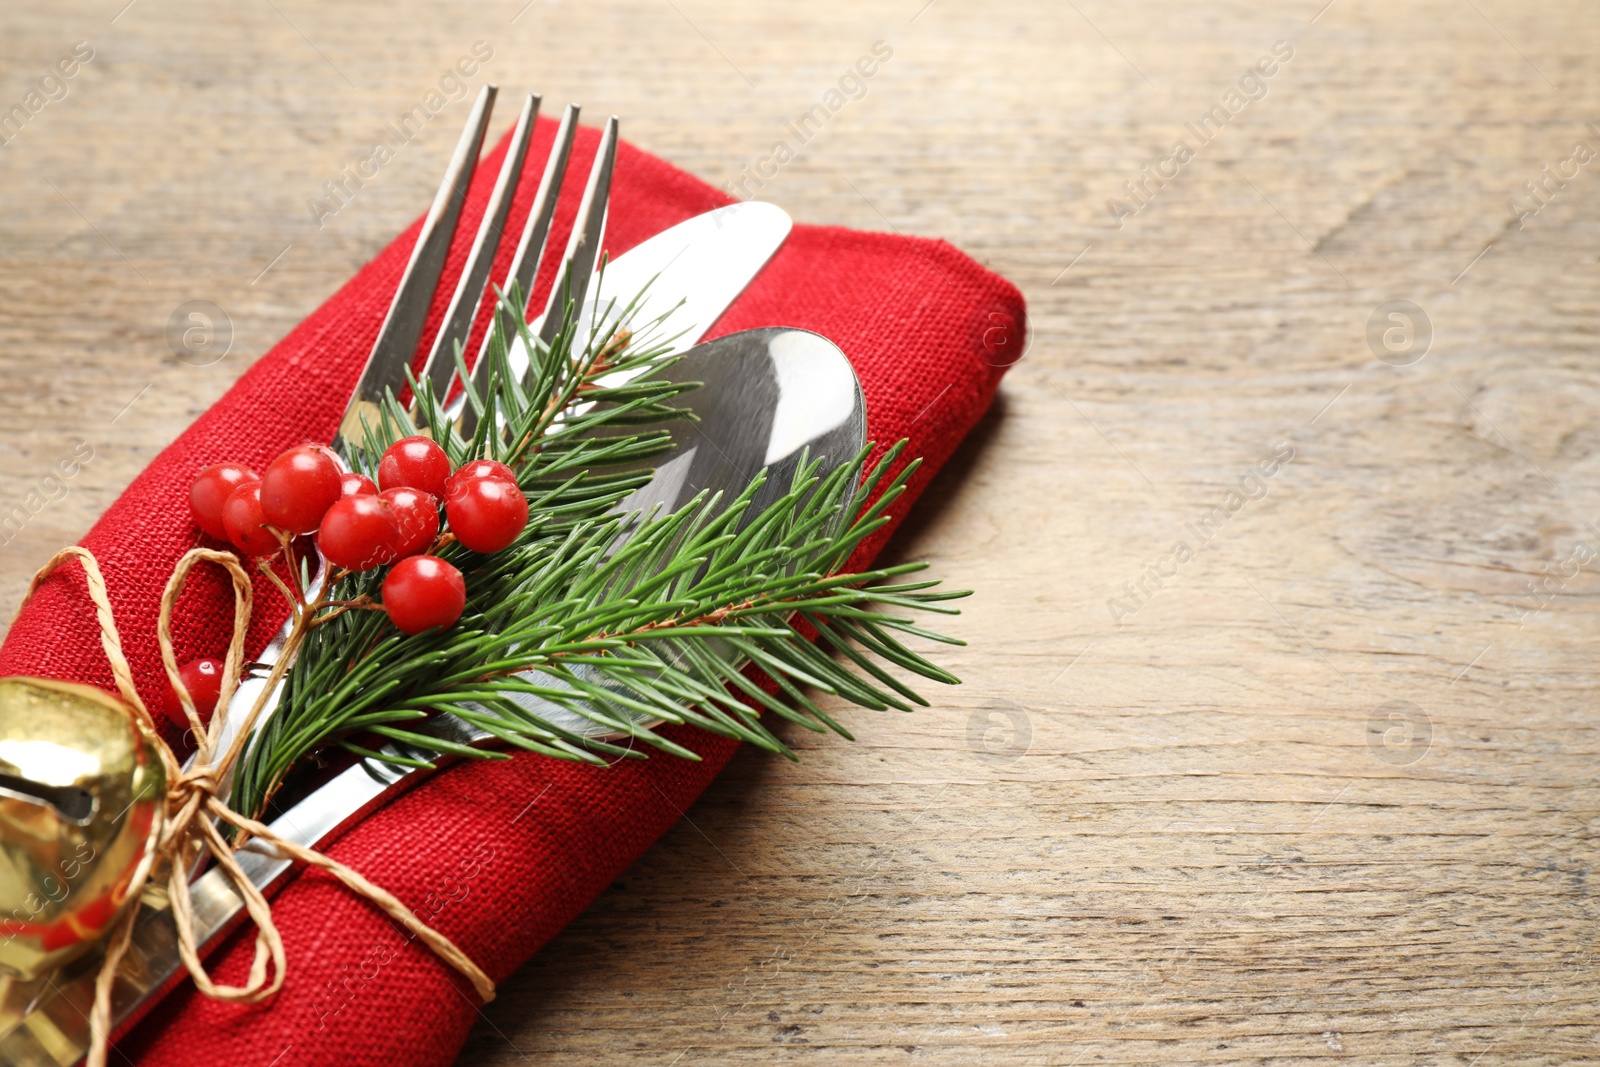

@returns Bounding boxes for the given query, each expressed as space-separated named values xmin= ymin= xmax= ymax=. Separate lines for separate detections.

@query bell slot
xmin=0 ymin=774 xmax=95 ymax=823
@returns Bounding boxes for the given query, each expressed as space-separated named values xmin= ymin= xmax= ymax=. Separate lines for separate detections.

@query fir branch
xmin=232 ymin=279 xmax=966 ymax=820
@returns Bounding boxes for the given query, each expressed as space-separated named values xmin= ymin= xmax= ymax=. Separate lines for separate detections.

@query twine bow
xmin=22 ymin=546 xmax=495 ymax=1067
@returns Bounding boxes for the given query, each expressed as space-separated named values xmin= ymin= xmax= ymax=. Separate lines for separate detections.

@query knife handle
xmin=0 ymin=874 xmax=243 ymax=1066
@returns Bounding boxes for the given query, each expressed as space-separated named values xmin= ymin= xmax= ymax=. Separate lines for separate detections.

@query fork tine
xmin=454 ymin=103 xmax=581 ymax=436
xmin=498 ymin=104 xmax=582 ymax=334
xmin=414 ymin=92 xmax=542 ymax=414
xmin=532 ymin=115 xmax=620 ymax=354
xmin=336 ymin=83 xmax=498 ymax=453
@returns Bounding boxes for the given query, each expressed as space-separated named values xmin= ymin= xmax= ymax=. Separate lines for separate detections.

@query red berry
xmin=446 ymin=459 xmax=517 ymax=492
xmin=189 ymin=463 xmax=258 ymax=540
xmin=317 ymin=494 xmax=398 ymax=572
xmin=340 ymin=472 xmax=378 ymax=497
xmin=161 ymin=657 xmax=228 ymax=732
xmin=381 ymin=487 xmax=440 ymax=558
xmin=445 ymin=477 xmax=528 ymax=553
xmin=382 ymin=555 xmax=466 ymax=635
xmin=260 ymin=445 xmax=343 ymax=534
xmin=378 ymin=436 xmax=451 ymax=498
xmin=222 ymin=483 xmax=281 ymax=556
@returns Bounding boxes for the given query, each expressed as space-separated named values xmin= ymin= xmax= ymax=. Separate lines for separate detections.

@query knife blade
xmin=503 ymin=199 xmax=794 ymax=388
xmin=0 ymin=201 xmax=792 ymax=1067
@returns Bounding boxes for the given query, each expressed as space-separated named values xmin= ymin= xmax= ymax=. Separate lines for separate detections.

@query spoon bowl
xmin=482 ymin=325 xmax=867 ymax=742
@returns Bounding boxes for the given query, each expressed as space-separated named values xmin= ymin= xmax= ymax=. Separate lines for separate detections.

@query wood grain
xmin=2 ymin=0 xmax=1598 ymax=1063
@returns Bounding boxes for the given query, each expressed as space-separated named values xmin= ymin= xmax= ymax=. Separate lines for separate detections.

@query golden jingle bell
xmin=0 ymin=677 xmax=166 ymax=980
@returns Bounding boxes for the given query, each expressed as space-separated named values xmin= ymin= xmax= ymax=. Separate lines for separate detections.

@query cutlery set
xmin=0 ymin=85 xmax=866 ymax=1064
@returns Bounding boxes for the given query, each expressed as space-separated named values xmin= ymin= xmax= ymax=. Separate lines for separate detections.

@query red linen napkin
xmin=0 ymin=117 xmax=1024 ymax=1066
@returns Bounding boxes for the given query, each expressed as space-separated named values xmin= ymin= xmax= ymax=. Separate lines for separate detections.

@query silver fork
xmin=210 ymin=85 xmax=619 ymax=788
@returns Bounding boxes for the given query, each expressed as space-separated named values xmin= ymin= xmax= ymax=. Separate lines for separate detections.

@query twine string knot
xmin=22 ymin=546 xmax=495 ymax=1067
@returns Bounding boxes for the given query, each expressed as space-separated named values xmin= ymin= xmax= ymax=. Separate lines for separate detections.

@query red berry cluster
xmin=188 ymin=436 xmax=529 ymax=637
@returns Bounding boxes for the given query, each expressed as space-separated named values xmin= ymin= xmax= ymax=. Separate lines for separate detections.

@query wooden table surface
xmin=3 ymin=0 xmax=1598 ymax=1063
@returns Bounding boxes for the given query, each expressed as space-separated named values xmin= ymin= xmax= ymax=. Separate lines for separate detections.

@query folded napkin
xmin=0 ymin=116 xmax=1024 ymax=1066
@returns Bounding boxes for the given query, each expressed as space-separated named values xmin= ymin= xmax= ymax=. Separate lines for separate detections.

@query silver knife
xmin=0 ymin=202 xmax=792 ymax=1067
